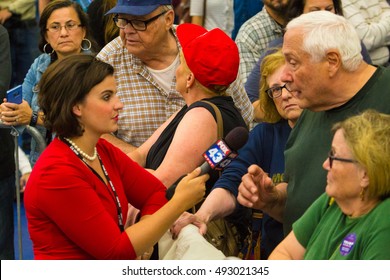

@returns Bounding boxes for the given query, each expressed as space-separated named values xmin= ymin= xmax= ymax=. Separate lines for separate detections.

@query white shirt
xmin=342 ymin=0 xmax=390 ymax=65
xmin=190 ymin=0 xmax=234 ymax=36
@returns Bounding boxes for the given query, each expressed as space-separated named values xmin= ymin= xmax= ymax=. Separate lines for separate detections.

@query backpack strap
xmin=201 ymin=100 xmax=223 ymax=139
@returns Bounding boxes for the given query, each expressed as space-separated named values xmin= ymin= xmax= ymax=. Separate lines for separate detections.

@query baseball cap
xmin=106 ymin=0 xmax=172 ymax=16
xmin=176 ymin=23 xmax=239 ymax=89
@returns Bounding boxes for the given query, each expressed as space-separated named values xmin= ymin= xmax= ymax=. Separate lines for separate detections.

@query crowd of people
xmin=0 ymin=0 xmax=389 ymax=260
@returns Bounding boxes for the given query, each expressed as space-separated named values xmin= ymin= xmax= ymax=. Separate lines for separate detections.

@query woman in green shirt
xmin=269 ymin=110 xmax=390 ymax=260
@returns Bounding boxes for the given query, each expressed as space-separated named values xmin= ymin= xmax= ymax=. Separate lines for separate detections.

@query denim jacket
xmin=22 ymin=53 xmax=51 ymax=166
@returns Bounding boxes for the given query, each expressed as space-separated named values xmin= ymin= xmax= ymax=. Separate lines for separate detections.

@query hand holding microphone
xmin=166 ymin=126 xmax=249 ymax=200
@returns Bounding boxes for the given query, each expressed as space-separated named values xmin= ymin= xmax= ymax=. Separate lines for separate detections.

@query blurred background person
xmin=0 ymin=23 xmax=15 ymax=260
xmin=0 ymin=0 xmax=96 ymax=166
xmin=231 ymin=0 xmax=263 ymax=40
xmin=24 ymin=54 xmax=207 ymax=260
xmin=0 ymin=0 xmax=40 ymax=87
xmin=171 ymin=49 xmax=302 ymax=259
xmin=235 ymin=0 xmax=288 ymax=85
xmin=190 ymin=0 xmax=234 ymax=37
xmin=269 ymin=110 xmax=390 ymax=260
xmin=87 ymin=0 xmax=119 ymax=51
xmin=342 ymin=0 xmax=390 ymax=66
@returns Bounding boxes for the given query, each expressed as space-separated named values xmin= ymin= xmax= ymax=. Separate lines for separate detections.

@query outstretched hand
xmin=237 ymin=164 xmax=278 ymax=211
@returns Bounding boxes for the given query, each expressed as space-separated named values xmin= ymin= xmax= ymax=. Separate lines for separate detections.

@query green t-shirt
xmin=294 ymin=193 xmax=390 ymax=259
xmin=283 ymin=66 xmax=390 ymax=235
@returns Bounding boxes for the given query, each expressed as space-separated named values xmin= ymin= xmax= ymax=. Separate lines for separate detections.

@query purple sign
xmin=339 ymin=233 xmax=356 ymax=256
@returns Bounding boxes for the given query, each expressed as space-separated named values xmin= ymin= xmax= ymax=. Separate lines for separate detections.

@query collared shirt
xmin=235 ymin=7 xmax=283 ymax=84
xmin=97 ymin=29 xmax=253 ymax=147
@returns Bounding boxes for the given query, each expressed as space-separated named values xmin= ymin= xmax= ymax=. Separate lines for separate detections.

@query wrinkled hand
xmin=237 ymin=164 xmax=278 ymax=211
xmin=171 ymin=167 xmax=208 ymax=211
xmin=170 ymin=211 xmax=208 ymax=240
xmin=0 ymin=100 xmax=32 ymax=126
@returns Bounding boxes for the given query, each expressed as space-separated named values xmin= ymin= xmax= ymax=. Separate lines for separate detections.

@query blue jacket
xmin=22 ymin=53 xmax=51 ymax=166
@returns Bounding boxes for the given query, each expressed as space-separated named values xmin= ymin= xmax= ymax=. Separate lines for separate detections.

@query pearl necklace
xmin=64 ymin=137 xmax=97 ymax=161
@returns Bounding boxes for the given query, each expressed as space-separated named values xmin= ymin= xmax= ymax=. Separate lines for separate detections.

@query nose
xmin=59 ymin=26 xmax=70 ymax=36
xmin=123 ymin=23 xmax=136 ymax=33
xmin=115 ymin=97 xmax=124 ymax=110
xmin=281 ymin=86 xmax=292 ymax=100
xmin=281 ymin=63 xmax=293 ymax=84
xmin=323 ymin=157 xmax=330 ymax=171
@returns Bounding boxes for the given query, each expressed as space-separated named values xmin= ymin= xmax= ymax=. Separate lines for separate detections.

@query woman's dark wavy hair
xmin=286 ymin=0 xmax=343 ymax=22
xmin=38 ymin=54 xmax=114 ymax=138
xmin=38 ymin=0 xmax=97 ymax=58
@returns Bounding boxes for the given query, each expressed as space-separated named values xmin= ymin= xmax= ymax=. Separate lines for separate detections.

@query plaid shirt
xmin=97 ymin=30 xmax=253 ymax=147
xmin=235 ymin=7 xmax=283 ymax=84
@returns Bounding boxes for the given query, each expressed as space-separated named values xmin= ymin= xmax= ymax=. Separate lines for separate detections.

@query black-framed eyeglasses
xmin=46 ymin=21 xmax=82 ymax=33
xmin=328 ymin=150 xmax=358 ymax=169
xmin=265 ymin=84 xmax=292 ymax=99
xmin=113 ymin=10 xmax=167 ymax=31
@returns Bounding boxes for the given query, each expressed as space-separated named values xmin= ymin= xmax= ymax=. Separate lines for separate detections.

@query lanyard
xmin=61 ymin=137 xmax=125 ymax=232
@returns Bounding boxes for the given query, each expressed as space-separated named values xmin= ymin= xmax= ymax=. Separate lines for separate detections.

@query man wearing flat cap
xmin=97 ymin=0 xmax=253 ymax=153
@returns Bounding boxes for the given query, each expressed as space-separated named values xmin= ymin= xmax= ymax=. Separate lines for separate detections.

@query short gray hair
xmin=286 ymin=11 xmax=362 ymax=71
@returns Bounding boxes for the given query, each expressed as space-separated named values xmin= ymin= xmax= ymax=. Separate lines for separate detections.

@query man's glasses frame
xmin=328 ymin=150 xmax=358 ymax=169
xmin=265 ymin=84 xmax=292 ymax=99
xmin=113 ymin=10 xmax=168 ymax=31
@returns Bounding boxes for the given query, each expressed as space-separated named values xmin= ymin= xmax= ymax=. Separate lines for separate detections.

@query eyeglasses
xmin=265 ymin=84 xmax=292 ymax=99
xmin=113 ymin=11 xmax=167 ymax=31
xmin=328 ymin=150 xmax=358 ymax=169
xmin=46 ymin=21 xmax=82 ymax=33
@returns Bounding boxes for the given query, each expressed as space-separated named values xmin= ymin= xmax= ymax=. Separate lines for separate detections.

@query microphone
xmin=199 ymin=126 xmax=249 ymax=175
xmin=166 ymin=126 xmax=249 ymax=200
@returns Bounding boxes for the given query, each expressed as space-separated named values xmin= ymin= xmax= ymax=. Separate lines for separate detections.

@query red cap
xmin=176 ymin=23 xmax=239 ymax=89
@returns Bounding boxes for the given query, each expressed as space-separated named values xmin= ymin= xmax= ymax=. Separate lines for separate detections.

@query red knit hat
xmin=176 ymin=23 xmax=239 ymax=89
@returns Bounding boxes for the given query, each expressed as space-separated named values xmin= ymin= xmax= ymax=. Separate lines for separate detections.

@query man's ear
xmin=326 ymin=49 xmax=341 ymax=78
xmin=164 ymin=9 xmax=175 ymax=29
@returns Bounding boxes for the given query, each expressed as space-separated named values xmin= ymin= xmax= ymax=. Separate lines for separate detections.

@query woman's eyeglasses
xmin=46 ymin=21 xmax=82 ymax=33
xmin=328 ymin=150 xmax=358 ymax=169
xmin=265 ymin=84 xmax=292 ymax=99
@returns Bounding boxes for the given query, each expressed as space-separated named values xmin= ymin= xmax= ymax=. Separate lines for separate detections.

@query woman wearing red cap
xmin=131 ymin=23 xmax=246 ymax=193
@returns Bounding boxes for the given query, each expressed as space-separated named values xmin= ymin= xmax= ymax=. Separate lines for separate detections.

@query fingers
xmin=170 ymin=212 xmax=194 ymax=239
xmin=237 ymin=181 xmax=255 ymax=208
xmin=170 ymin=212 xmax=206 ymax=239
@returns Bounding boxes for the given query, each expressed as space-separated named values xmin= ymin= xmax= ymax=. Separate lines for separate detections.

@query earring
xmin=185 ymin=87 xmax=190 ymax=94
xmin=81 ymin=38 xmax=92 ymax=51
xmin=359 ymin=187 xmax=366 ymax=201
xmin=43 ymin=43 xmax=54 ymax=54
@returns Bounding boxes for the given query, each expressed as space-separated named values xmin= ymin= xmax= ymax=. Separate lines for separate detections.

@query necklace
xmin=64 ymin=137 xmax=97 ymax=161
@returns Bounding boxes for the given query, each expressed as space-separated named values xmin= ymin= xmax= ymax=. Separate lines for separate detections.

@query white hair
xmin=286 ymin=11 xmax=362 ymax=71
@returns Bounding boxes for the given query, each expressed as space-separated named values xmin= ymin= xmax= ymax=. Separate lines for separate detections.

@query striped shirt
xmin=97 ymin=30 xmax=253 ymax=147
xmin=342 ymin=0 xmax=390 ymax=66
